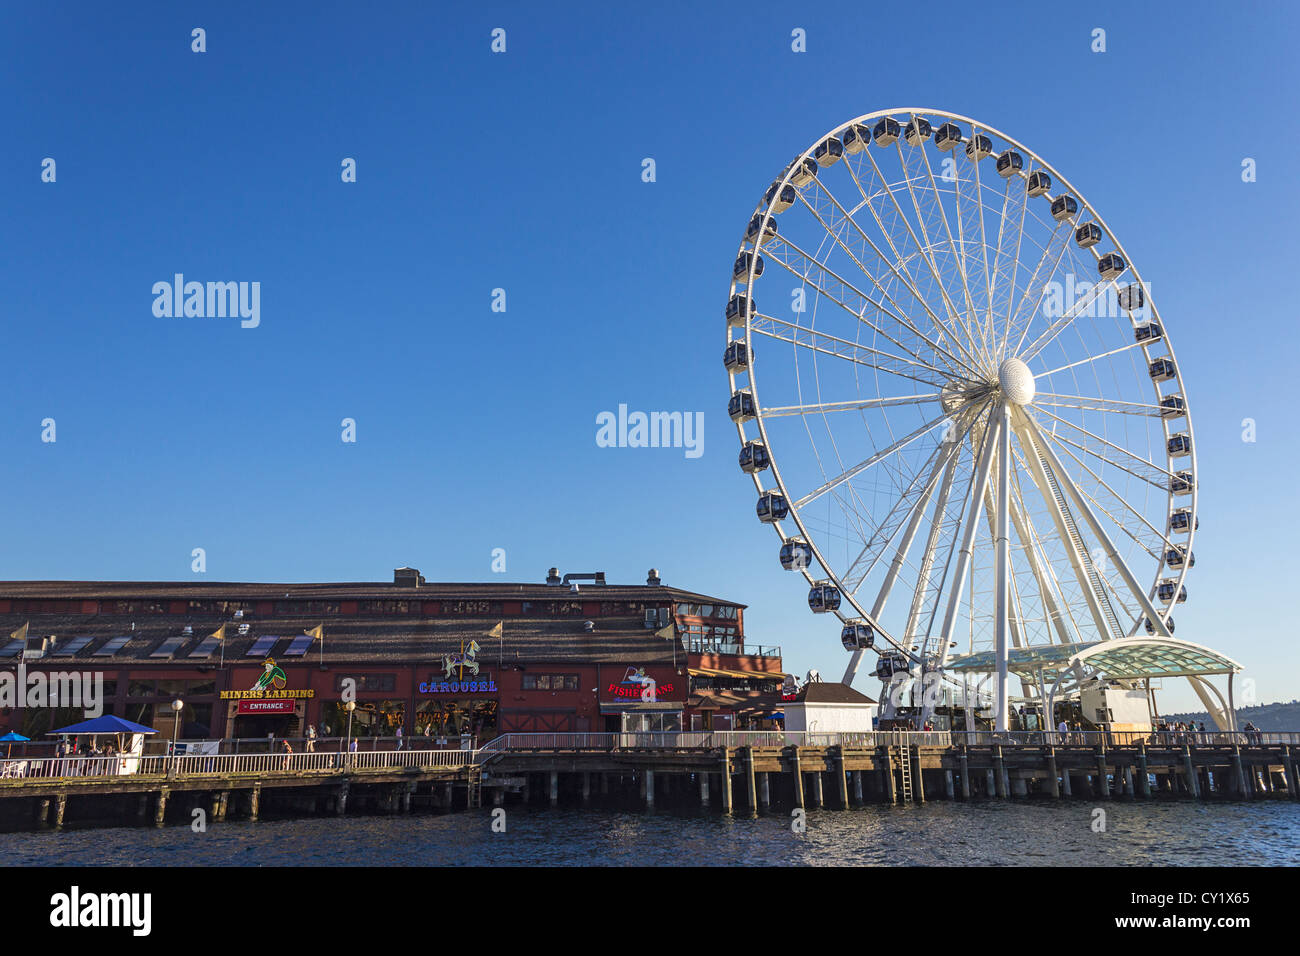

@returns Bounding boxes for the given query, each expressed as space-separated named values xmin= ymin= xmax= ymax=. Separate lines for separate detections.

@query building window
xmin=522 ymin=674 xmax=580 ymax=691
xmin=333 ymin=674 xmax=396 ymax=693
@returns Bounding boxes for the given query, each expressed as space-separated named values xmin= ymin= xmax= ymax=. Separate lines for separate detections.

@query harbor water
xmin=7 ymin=800 xmax=1300 ymax=866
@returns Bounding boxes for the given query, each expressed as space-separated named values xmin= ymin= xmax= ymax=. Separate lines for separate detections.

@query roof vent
xmin=394 ymin=567 xmax=424 ymax=587
xmin=23 ymin=635 xmax=52 ymax=660
xmin=647 ymin=568 xmax=661 ymax=586
xmin=546 ymin=567 xmax=562 ymax=586
xmin=561 ymin=572 xmax=606 ymax=587
xmin=583 ymin=620 xmax=595 ymax=632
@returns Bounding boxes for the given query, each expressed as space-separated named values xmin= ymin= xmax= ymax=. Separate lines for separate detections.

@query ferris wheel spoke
xmin=1034 ymin=339 xmax=1152 ymax=380
xmin=1033 ymin=427 xmax=1169 ymax=556
xmin=762 ymin=392 xmax=942 ymax=419
xmin=910 ymin=136 xmax=989 ymax=367
xmin=1033 ymin=406 xmax=1176 ymax=485
xmin=840 ymin=410 xmax=982 ymax=596
xmin=796 ymin=180 xmax=982 ymax=380
xmin=995 ymin=162 xmax=1036 ymax=358
xmin=1019 ymin=275 xmax=1122 ymax=362
xmin=749 ymin=313 xmax=959 ymax=388
xmin=1034 ymin=393 xmax=1167 ymax=417
xmin=1007 ymin=218 xmax=1075 ymax=356
xmin=888 ymin=138 xmax=989 ymax=364
xmin=1017 ymin=410 xmax=1172 ymax=637
xmin=763 ymin=234 xmax=975 ymax=381
xmin=833 ymin=149 xmax=987 ymax=375
xmin=953 ymin=133 xmax=997 ymax=360
xmin=984 ymin=171 xmax=1021 ymax=356
xmin=793 ymin=407 xmax=955 ymax=511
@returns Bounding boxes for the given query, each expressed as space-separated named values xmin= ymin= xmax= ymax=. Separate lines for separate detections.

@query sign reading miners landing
xmin=220 ymin=659 xmax=314 ymax=705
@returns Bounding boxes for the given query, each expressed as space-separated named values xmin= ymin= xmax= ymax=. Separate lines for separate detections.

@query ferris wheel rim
xmin=726 ymin=107 xmax=1197 ymax=676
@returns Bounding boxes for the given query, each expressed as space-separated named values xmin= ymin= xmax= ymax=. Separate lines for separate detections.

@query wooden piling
xmin=791 ymin=747 xmax=806 ymax=809
xmin=835 ymin=748 xmax=850 ymax=809
xmin=249 ymin=785 xmax=261 ymax=821
xmin=959 ymin=749 xmax=971 ymax=800
xmin=1046 ymin=748 xmax=1060 ymax=798
xmin=744 ymin=747 xmax=757 ymax=811
xmin=154 ymin=789 xmax=169 ymax=827
xmin=1137 ymin=744 xmax=1150 ymax=798
xmin=719 ymin=751 xmax=733 ymax=814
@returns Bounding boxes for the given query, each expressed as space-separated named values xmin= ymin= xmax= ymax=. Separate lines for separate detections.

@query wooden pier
xmin=1 ymin=735 xmax=1295 ymax=830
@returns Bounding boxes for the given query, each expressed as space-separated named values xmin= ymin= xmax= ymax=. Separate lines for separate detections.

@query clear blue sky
xmin=3 ymin=1 xmax=1297 ymax=711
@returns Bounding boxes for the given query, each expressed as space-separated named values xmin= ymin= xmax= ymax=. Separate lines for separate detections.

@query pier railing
xmin=476 ymin=730 xmax=955 ymax=753
xmin=0 ymin=747 xmax=477 ymax=781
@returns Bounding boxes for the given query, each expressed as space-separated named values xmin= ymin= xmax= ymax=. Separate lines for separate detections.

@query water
xmin=6 ymin=801 xmax=1300 ymax=866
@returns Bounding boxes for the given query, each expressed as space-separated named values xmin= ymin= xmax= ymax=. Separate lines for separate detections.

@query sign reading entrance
xmin=236 ymin=699 xmax=296 ymax=715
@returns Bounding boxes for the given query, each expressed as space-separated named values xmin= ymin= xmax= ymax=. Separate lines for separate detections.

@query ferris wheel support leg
xmin=1010 ymin=416 xmax=1117 ymax=642
xmin=1019 ymin=411 xmax=1173 ymax=638
xmin=935 ymin=406 xmax=1002 ymax=669
xmin=994 ymin=403 xmax=1012 ymax=733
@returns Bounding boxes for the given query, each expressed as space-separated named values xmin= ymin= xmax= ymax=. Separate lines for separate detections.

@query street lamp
xmin=344 ymin=700 xmax=356 ymax=768
xmin=170 ymin=698 xmax=184 ymax=771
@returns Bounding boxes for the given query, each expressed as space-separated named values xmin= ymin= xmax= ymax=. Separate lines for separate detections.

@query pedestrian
xmin=395 ymin=724 xmax=404 ymax=752
xmin=1056 ymin=717 xmax=1068 ymax=742
xmin=281 ymin=739 xmax=293 ymax=770
xmin=305 ymin=723 xmax=316 ymax=753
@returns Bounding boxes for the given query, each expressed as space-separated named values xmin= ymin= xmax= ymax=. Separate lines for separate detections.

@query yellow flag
xmin=654 ymin=621 xmax=676 ymax=642
xmin=487 ymin=622 xmax=503 ymax=639
xmin=305 ymin=624 xmax=324 ymax=642
xmin=210 ymin=623 xmax=228 ymax=642
xmin=9 ymin=622 xmax=28 ymax=643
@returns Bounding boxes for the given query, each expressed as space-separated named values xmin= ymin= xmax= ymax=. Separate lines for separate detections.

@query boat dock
xmin=1 ymin=731 xmax=1296 ymax=830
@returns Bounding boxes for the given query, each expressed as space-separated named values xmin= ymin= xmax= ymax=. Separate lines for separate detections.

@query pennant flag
xmin=209 ymin=623 xmax=228 ymax=643
xmin=487 ymin=622 xmax=503 ymax=639
xmin=654 ymin=621 xmax=676 ymax=642
xmin=9 ymin=622 xmax=28 ymax=644
xmin=305 ymin=624 xmax=324 ymax=643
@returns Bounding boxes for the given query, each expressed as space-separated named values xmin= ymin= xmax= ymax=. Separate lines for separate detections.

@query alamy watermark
xmin=0 ymin=661 xmax=104 ymax=715
xmin=152 ymin=274 xmax=260 ymax=328
xmin=596 ymin=404 xmax=703 ymax=459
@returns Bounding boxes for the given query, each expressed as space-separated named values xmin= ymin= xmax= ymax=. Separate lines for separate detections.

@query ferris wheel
xmin=724 ymin=109 xmax=1198 ymax=729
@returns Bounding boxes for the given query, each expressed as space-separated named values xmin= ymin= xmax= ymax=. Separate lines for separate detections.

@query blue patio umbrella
xmin=49 ymin=715 xmax=157 ymax=736
xmin=0 ymin=731 xmax=29 ymax=758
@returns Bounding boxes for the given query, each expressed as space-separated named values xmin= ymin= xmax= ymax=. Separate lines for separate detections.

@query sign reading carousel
xmin=419 ymin=639 xmax=498 ymax=695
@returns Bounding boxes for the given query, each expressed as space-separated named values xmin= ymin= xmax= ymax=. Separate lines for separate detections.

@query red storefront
xmin=0 ymin=568 xmax=781 ymax=745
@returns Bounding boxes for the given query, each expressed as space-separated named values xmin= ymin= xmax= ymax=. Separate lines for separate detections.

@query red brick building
xmin=0 ymin=568 xmax=786 ymax=743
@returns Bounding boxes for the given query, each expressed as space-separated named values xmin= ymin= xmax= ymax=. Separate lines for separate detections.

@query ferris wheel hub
xmin=997 ymin=357 xmax=1036 ymax=406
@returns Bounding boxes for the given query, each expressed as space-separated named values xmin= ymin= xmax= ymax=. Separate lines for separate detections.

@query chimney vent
xmin=546 ymin=567 xmax=562 ymax=586
xmin=394 ymin=567 xmax=424 ymax=587
xmin=646 ymin=568 xmax=661 ymax=586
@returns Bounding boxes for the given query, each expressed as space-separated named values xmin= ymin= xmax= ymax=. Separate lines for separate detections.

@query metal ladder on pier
xmin=466 ymin=765 xmax=482 ymax=808
xmin=898 ymin=747 xmax=914 ymax=803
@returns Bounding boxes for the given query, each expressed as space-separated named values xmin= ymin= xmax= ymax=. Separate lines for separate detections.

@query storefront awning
xmin=689 ymin=666 xmax=785 ymax=681
xmin=599 ymin=701 xmax=682 ymax=713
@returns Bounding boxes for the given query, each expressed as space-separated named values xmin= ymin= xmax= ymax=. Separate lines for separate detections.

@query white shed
xmin=783 ymin=680 xmax=878 ymax=733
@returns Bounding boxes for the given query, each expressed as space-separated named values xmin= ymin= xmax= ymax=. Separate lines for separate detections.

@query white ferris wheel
xmin=725 ymin=109 xmax=1199 ymax=730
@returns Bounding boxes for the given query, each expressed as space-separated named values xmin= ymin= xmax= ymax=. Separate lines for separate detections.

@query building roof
xmin=0 ymin=580 xmax=743 ymax=607
xmin=794 ymin=681 xmax=877 ymax=705
xmin=0 ymin=612 xmax=683 ymax=666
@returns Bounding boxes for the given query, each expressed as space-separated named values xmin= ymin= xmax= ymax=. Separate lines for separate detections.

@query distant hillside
xmin=1165 ymin=700 xmax=1300 ymax=730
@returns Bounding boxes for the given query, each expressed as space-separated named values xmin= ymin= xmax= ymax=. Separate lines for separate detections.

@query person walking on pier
xmin=305 ymin=724 xmax=316 ymax=754
xmin=395 ymin=724 xmax=404 ymax=752
xmin=281 ymin=739 xmax=293 ymax=770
